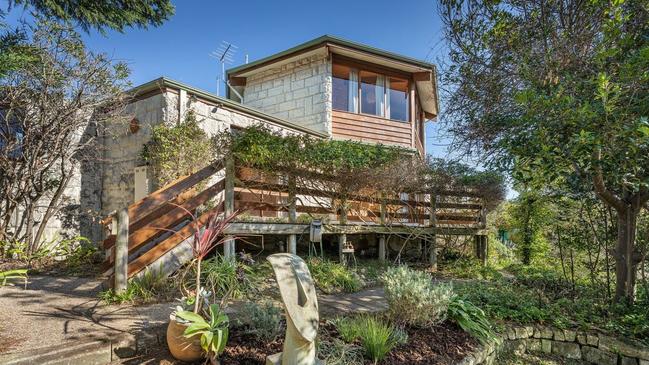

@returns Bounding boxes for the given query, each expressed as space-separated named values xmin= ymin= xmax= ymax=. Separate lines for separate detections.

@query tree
xmin=0 ymin=21 xmax=129 ymax=253
xmin=7 ymin=0 xmax=174 ymax=33
xmin=0 ymin=0 xmax=174 ymax=76
xmin=509 ymin=189 xmax=551 ymax=265
xmin=438 ymin=0 xmax=649 ymax=302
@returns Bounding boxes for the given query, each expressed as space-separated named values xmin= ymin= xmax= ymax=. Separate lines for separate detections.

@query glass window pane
xmin=332 ymin=63 xmax=358 ymax=112
xmin=360 ymin=71 xmax=385 ymax=117
xmin=387 ymin=76 xmax=409 ymax=122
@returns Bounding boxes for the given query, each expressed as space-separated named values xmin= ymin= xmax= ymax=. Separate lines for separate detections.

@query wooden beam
xmin=229 ymin=76 xmax=246 ymax=86
xmin=223 ymin=222 xmax=484 ymax=236
xmin=413 ymin=71 xmax=432 ymax=82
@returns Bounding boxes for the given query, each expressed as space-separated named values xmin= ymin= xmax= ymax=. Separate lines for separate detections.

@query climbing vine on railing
xmin=142 ymin=111 xmax=217 ymax=187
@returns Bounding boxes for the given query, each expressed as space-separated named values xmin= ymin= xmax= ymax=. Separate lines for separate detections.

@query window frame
xmin=332 ymin=55 xmax=413 ymax=123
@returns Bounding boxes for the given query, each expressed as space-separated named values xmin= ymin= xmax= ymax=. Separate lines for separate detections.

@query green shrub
xmin=200 ymin=255 xmax=254 ymax=299
xmin=141 ymin=111 xmax=217 ymax=187
xmin=332 ymin=316 xmax=363 ymax=343
xmin=333 ymin=315 xmax=401 ymax=364
xmin=444 ymin=257 xmax=503 ymax=281
xmin=99 ymin=268 xmax=173 ymax=304
xmin=317 ymin=338 xmax=364 ymax=365
xmin=307 ymin=257 xmax=361 ymax=294
xmin=381 ymin=265 xmax=453 ymax=327
xmin=448 ymin=295 xmax=497 ymax=344
xmin=237 ymin=301 xmax=282 ymax=342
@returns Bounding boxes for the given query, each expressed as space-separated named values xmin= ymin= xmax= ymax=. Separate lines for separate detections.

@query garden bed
xmin=384 ymin=322 xmax=477 ymax=365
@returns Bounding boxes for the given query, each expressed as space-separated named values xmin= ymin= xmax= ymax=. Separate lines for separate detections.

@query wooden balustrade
xmin=101 ymin=158 xmax=488 ymax=285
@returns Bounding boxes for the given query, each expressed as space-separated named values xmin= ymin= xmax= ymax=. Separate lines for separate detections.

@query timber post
xmin=287 ymin=175 xmax=297 ymax=254
xmin=224 ymin=154 xmax=235 ymax=259
xmin=429 ymin=193 xmax=438 ymax=270
xmin=474 ymin=235 xmax=488 ymax=265
xmin=114 ymin=207 xmax=129 ymax=293
xmin=378 ymin=198 xmax=387 ymax=261
xmin=338 ymin=200 xmax=348 ymax=264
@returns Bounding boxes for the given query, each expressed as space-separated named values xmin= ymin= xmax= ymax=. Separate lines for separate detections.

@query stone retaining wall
xmin=459 ymin=325 xmax=649 ymax=365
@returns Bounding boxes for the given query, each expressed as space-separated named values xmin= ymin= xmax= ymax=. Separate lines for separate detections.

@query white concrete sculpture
xmin=265 ymin=253 xmax=325 ymax=365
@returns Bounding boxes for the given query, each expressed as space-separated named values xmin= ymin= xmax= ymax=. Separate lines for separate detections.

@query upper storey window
xmin=332 ymin=61 xmax=410 ymax=122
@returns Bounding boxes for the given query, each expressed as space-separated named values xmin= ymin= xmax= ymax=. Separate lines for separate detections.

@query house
xmin=13 ymin=35 xmax=485 ymax=283
xmin=93 ymin=35 xmax=439 ymax=241
xmin=226 ymin=35 xmax=439 ymax=155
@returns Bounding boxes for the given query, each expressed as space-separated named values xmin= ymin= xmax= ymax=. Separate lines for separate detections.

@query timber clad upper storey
xmin=226 ymin=35 xmax=439 ymax=155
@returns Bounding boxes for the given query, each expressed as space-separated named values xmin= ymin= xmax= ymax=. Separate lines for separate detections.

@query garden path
xmin=0 ymin=275 xmax=389 ymax=357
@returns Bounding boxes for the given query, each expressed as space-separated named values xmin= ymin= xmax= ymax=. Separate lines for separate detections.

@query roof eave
xmin=127 ymin=77 xmax=328 ymax=138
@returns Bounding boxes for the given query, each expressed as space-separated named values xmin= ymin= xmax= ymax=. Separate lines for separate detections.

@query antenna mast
xmin=210 ymin=41 xmax=238 ymax=96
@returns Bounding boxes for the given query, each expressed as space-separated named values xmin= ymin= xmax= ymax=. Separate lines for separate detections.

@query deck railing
xmin=101 ymin=158 xmax=487 ymax=287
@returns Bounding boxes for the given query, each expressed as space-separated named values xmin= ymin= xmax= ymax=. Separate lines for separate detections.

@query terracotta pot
xmin=166 ymin=314 xmax=203 ymax=362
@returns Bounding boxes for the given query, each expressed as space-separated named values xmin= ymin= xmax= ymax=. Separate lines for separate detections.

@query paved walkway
xmin=0 ymin=276 xmax=170 ymax=354
xmin=0 ymin=275 xmax=388 ymax=356
xmin=319 ymin=287 xmax=387 ymax=315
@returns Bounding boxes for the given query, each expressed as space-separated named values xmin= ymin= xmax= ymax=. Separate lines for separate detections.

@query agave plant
xmin=176 ymin=303 xmax=230 ymax=361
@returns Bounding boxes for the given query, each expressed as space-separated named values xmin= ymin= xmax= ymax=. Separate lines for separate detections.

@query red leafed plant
xmin=152 ymin=201 xmax=238 ymax=314
xmin=189 ymin=211 xmax=239 ymax=313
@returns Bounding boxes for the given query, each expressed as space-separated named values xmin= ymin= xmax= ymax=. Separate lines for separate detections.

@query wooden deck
xmin=100 ymin=158 xmax=489 ymax=286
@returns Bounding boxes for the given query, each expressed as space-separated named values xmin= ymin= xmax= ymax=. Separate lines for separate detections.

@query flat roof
xmin=128 ymin=77 xmax=328 ymax=138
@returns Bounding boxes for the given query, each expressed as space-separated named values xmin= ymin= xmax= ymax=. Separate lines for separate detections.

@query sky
xmin=2 ymin=0 xmax=460 ymax=161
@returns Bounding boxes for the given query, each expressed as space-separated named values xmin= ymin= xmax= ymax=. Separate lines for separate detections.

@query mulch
xmin=220 ymin=331 xmax=283 ymax=365
xmin=385 ymin=322 xmax=478 ymax=365
xmin=115 ymin=320 xmax=477 ymax=365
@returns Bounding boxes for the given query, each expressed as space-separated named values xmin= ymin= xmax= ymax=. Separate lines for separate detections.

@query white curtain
xmin=376 ymin=75 xmax=385 ymax=117
xmin=385 ymin=77 xmax=391 ymax=119
xmin=348 ymin=69 xmax=359 ymax=113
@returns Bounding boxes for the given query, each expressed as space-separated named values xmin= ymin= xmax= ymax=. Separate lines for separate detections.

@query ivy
xmin=223 ymin=125 xmax=405 ymax=176
xmin=141 ymin=111 xmax=217 ymax=187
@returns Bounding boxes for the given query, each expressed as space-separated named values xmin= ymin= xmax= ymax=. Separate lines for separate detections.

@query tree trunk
xmin=614 ymin=208 xmax=638 ymax=303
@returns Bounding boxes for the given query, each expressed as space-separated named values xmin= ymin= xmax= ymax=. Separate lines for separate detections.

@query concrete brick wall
xmin=242 ymin=53 xmax=332 ymax=135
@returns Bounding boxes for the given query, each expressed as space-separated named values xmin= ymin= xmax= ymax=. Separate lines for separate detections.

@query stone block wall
xmin=100 ymin=92 xmax=167 ymax=218
xmin=100 ymin=87 xmax=311 ymax=226
xmin=461 ymin=325 xmax=649 ymax=365
xmin=242 ymin=53 xmax=332 ymax=135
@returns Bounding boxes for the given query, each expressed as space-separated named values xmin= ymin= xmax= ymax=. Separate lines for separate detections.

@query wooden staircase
xmin=101 ymin=160 xmax=226 ymax=281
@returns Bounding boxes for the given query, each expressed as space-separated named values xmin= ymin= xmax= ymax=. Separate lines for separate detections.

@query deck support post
xmin=224 ymin=154 xmax=235 ymax=259
xmin=428 ymin=193 xmax=438 ymax=271
xmin=474 ymin=235 xmax=488 ymax=265
xmin=114 ymin=207 xmax=129 ymax=293
xmin=287 ymin=175 xmax=297 ymax=255
xmin=378 ymin=199 xmax=387 ymax=261
xmin=339 ymin=200 xmax=348 ymax=263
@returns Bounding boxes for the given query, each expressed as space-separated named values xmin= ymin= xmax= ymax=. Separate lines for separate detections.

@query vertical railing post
xmin=224 ymin=155 xmax=235 ymax=259
xmin=287 ymin=175 xmax=297 ymax=255
xmin=378 ymin=198 xmax=386 ymax=261
xmin=428 ymin=193 xmax=437 ymax=271
xmin=114 ymin=207 xmax=129 ymax=292
xmin=338 ymin=200 xmax=348 ymax=264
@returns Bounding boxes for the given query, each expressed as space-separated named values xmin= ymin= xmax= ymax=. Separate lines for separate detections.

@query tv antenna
xmin=210 ymin=41 xmax=238 ymax=96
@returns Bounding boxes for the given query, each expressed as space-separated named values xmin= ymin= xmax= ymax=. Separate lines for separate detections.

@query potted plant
xmin=175 ymin=303 xmax=229 ymax=364
xmin=166 ymin=209 xmax=237 ymax=363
